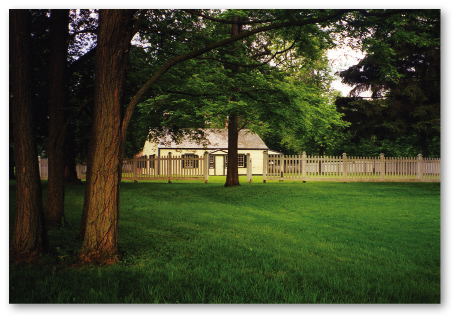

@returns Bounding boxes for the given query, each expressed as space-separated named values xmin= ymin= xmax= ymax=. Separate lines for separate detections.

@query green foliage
xmin=114 ymin=10 xmax=358 ymax=156
xmin=68 ymin=9 xmax=98 ymax=62
xmin=131 ymin=15 xmax=345 ymax=154
xmin=22 ymin=9 xmax=441 ymax=163
xmin=27 ymin=10 xmax=52 ymax=156
xmin=331 ymin=133 xmax=440 ymax=158
xmin=336 ymin=10 xmax=440 ymax=157
xmin=9 ymin=179 xmax=440 ymax=303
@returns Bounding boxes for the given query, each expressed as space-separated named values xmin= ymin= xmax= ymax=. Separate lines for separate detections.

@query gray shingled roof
xmin=158 ymin=129 xmax=268 ymax=150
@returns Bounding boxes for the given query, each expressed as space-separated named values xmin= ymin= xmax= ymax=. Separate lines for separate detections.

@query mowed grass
xmin=9 ymin=177 xmax=440 ymax=303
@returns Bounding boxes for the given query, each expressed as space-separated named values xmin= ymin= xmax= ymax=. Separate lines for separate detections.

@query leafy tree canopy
xmin=122 ymin=9 xmax=349 ymax=156
xmin=336 ymin=9 xmax=440 ymax=157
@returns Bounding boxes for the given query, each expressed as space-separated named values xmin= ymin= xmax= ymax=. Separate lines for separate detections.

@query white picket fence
xmin=120 ymin=153 xmax=209 ymax=182
xmin=263 ymin=151 xmax=440 ymax=182
xmin=38 ymin=151 xmax=440 ymax=183
xmin=39 ymin=152 xmax=256 ymax=183
xmin=39 ymin=153 xmax=210 ymax=182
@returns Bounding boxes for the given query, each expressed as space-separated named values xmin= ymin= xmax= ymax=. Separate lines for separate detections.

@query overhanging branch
xmin=182 ymin=9 xmax=276 ymax=25
xmin=120 ymin=9 xmax=353 ymax=145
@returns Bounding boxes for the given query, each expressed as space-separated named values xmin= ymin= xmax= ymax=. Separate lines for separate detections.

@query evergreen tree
xmin=336 ymin=10 xmax=440 ymax=157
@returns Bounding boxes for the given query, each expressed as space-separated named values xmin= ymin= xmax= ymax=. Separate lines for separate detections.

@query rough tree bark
xmin=78 ymin=10 xmax=135 ymax=264
xmin=10 ymin=9 xmax=48 ymax=263
xmin=225 ymin=114 xmax=241 ymax=187
xmin=9 ymin=144 xmax=15 ymax=180
xmin=44 ymin=9 xmax=70 ymax=227
xmin=225 ymin=16 xmax=243 ymax=187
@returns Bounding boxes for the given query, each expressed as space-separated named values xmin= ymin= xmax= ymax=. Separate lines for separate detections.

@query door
xmin=215 ymin=155 xmax=225 ymax=176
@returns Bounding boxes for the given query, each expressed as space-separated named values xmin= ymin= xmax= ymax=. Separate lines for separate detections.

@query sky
xmin=327 ymin=45 xmax=365 ymax=97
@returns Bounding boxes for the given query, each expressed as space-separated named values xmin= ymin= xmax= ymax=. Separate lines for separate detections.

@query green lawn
xmin=9 ymin=177 xmax=440 ymax=303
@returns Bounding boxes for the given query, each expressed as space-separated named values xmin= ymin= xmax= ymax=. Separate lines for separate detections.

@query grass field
xmin=9 ymin=177 xmax=440 ymax=303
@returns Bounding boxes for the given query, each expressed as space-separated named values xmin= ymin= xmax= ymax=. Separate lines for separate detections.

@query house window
xmin=182 ymin=154 xmax=199 ymax=168
xmin=225 ymin=154 xmax=247 ymax=167
xmin=238 ymin=154 xmax=247 ymax=168
xmin=209 ymin=155 xmax=215 ymax=169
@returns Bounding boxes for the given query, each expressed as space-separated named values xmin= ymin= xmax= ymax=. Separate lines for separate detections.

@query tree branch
xmin=68 ymin=45 xmax=97 ymax=73
xmin=195 ymin=56 xmax=273 ymax=68
xmin=132 ymin=9 xmax=147 ymax=35
xmin=241 ymin=91 xmax=270 ymax=104
xmin=197 ymin=27 xmax=300 ymax=68
xmin=356 ymin=9 xmax=415 ymax=17
xmin=69 ymin=28 xmax=98 ymax=39
xmin=165 ymin=89 xmax=217 ymax=98
xmin=182 ymin=9 xmax=276 ymax=25
xmin=120 ymin=9 xmax=352 ymax=146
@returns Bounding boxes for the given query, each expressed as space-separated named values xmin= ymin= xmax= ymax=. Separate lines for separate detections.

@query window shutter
xmin=209 ymin=155 xmax=214 ymax=169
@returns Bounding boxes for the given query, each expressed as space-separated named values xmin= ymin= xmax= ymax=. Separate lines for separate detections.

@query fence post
xmin=417 ymin=154 xmax=423 ymax=181
xmin=38 ymin=156 xmax=42 ymax=179
xmin=133 ymin=157 xmax=137 ymax=180
xmin=203 ymin=152 xmax=209 ymax=183
xmin=168 ymin=152 xmax=172 ymax=183
xmin=38 ymin=156 xmax=49 ymax=180
xmin=263 ymin=150 xmax=268 ymax=183
xmin=246 ymin=153 xmax=252 ymax=183
xmin=342 ymin=153 xmax=347 ymax=180
xmin=280 ymin=154 xmax=284 ymax=179
xmin=380 ymin=153 xmax=385 ymax=180
xmin=302 ymin=151 xmax=307 ymax=182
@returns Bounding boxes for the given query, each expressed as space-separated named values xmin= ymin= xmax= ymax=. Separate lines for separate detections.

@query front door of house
xmin=214 ymin=155 xmax=225 ymax=176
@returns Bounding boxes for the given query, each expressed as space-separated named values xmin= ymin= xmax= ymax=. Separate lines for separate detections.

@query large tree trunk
xmin=44 ymin=9 xmax=70 ymax=228
xmin=79 ymin=10 xmax=135 ymax=264
xmin=225 ymin=16 xmax=243 ymax=187
xmin=225 ymin=114 xmax=241 ymax=187
xmin=10 ymin=9 xmax=48 ymax=263
xmin=9 ymin=144 xmax=15 ymax=180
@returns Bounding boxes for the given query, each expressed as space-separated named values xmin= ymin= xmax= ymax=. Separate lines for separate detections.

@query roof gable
xmin=157 ymin=129 xmax=268 ymax=150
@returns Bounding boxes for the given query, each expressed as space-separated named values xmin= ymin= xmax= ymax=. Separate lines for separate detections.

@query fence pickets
xmin=262 ymin=151 xmax=440 ymax=183
xmin=38 ymin=151 xmax=440 ymax=183
xmin=120 ymin=153 xmax=209 ymax=182
xmin=39 ymin=152 xmax=210 ymax=183
xmin=119 ymin=152 xmax=211 ymax=183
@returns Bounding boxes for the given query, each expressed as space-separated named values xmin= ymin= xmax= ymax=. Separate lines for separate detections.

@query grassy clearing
xmin=9 ymin=177 xmax=440 ymax=303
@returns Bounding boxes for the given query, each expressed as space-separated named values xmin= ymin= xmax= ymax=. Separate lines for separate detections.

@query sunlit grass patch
xmin=9 ymin=179 xmax=440 ymax=303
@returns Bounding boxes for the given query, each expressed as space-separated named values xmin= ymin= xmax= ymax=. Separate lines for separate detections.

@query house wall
xmin=208 ymin=150 xmax=264 ymax=176
xmin=141 ymin=140 xmax=266 ymax=175
xmin=141 ymin=140 xmax=206 ymax=158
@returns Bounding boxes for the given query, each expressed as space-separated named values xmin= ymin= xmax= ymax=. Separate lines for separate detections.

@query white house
xmin=139 ymin=129 xmax=279 ymax=176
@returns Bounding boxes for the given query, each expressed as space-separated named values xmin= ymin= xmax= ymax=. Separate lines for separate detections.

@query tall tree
xmin=10 ymin=9 xmax=48 ymax=263
xmin=336 ymin=10 xmax=440 ymax=157
xmin=44 ymin=9 xmax=71 ymax=227
xmin=225 ymin=15 xmax=243 ymax=187
xmin=79 ymin=10 xmax=136 ymax=264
